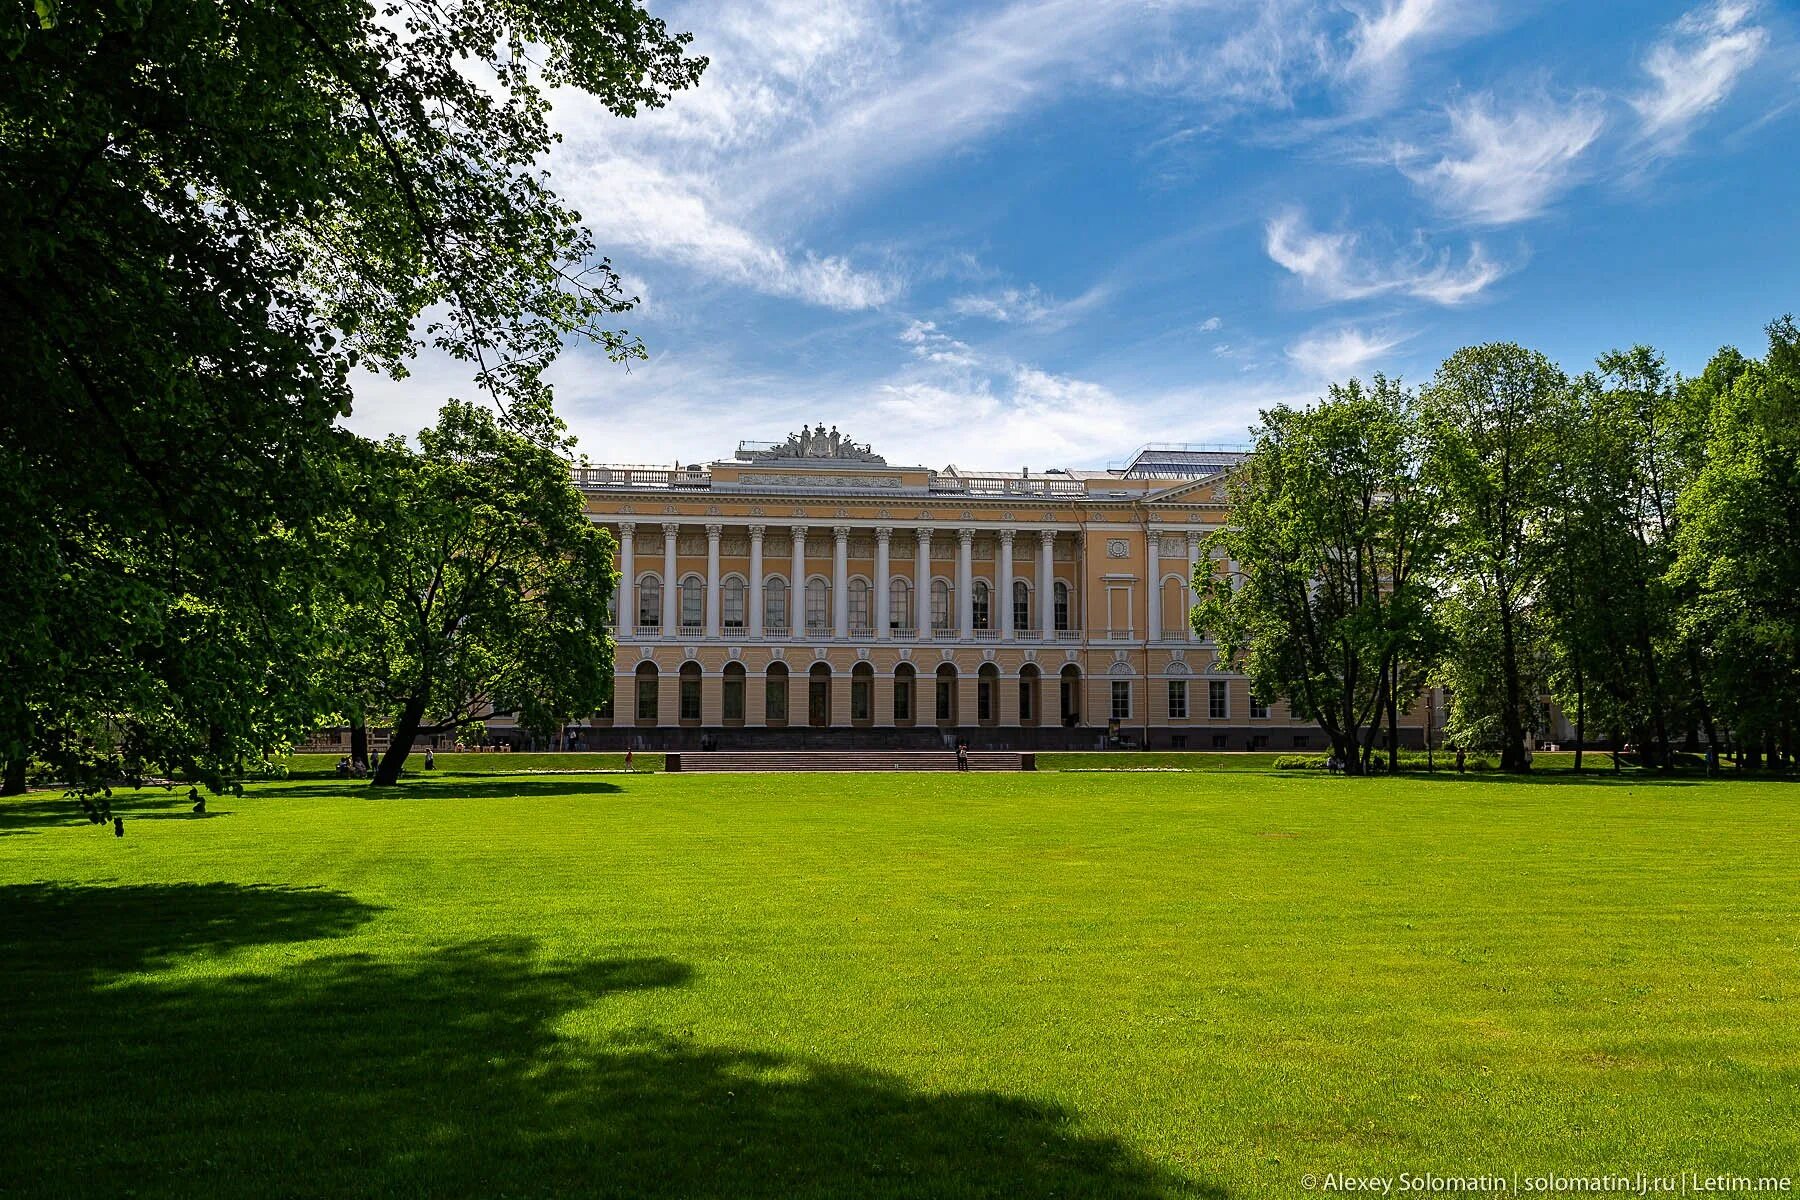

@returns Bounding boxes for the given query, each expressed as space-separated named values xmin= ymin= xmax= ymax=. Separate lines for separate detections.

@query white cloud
xmin=948 ymin=283 xmax=1108 ymax=328
xmin=1265 ymin=208 xmax=1506 ymax=305
xmin=1199 ymin=316 xmax=1223 ymax=332
xmin=1286 ymin=326 xmax=1410 ymax=378
xmin=1396 ymin=92 xmax=1606 ymax=225
xmin=1633 ymin=0 xmax=1769 ymax=150
xmin=558 ymin=155 xmax=898 ymax=310
xmin=1343 ymin=0 xmax=1464 ymax=78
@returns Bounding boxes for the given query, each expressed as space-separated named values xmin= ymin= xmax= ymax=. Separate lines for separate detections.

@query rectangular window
xmin=1014 ymin=591 xmax=1030 ymax=632
xmin=680 ymin=584 xmax=702 ymax=628
xmin=851 ymin=678 xmax=871 ymax=722
xmin=766 ymin=678 xmax=788 ymax=724
xmin=765 ymin=589 xmax=787 ymax=632
xmin=1251 ymin=734 xmax=1269 ymax=750
xmin=724 ymin=587 xmax=744 ymax=629
xmin=1250 ymin=695 xmax=1269 ymax=720
xmin=1019 ymin=678 xmax=1034 ymax=722
xmin=936 ymin=679 xmax=952 ymax=722
xmin=850 ymin=585 xmax=871 ymax=633
xmin=894 ymin=679 xmax=911 ymax=722
xmin=973 ymin=589 xmax=990 ymax=631
xmin=1171 ymin=734 xmax=1187 ymax=749
xmin=637 ymin=678 xmax=658 ymax=722
xmin=978 ymin=678 xmax=993 ymax=723
xmin=680 ymin=677 xmax=701 ymax=722
xmin=1111 ymin=680 xmax=1131 ymax=721
xmin=1294 ymin=733 xmax=1310 ymax=749
xmin=638 ymin=589 xmax=660 ymax=628
xmin=1168 ymin=680 xmax=1188 ymax=720
xmin=1054 ymin=590 xmax=1070 ymax=630
xmin=598 ymin=693 xmax=613 ymax=721
xmin=806 ymin=584 xmax=829 ymax=632
xmin=723 ymin=678 xmax=744 ymax=722
xmin=1209 ymin=680 xmax=1229 ymax=720
xmin=1212 ymin=733 xmax=1228 ymax=749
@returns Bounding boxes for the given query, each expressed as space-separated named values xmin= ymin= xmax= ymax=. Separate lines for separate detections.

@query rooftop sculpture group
xmin=742 ymin=424 xmax=886 ymax=464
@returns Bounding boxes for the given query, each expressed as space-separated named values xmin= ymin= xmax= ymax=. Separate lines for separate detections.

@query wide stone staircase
xmin=667 ymin=750 xmax=1034 ymax=772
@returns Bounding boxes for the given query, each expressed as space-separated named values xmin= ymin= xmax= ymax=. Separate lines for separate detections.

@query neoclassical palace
xmin=558 ymin=427 xmax=1419 ymax=751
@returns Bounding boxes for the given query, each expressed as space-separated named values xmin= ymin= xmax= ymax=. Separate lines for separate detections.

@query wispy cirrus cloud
xmin=1394 ymin=92 xmax=1607 ymax=225
xmin=1286 ymin=325 xmax=1411 ymax=378
xmin=1632 ymin=0 xmax=1770 ymax=152
xmin=1265 ymin=208 xmax=1506 ymax=305
xmin=948 ymin=283 xmax=1109 ymax=329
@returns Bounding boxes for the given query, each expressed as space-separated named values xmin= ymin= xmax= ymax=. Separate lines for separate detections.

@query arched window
xmin=893 ymin=662 xmax=916 ymax=725
xmin=765 ymin=661 xmax=789 ymax=726
xmin=678 ymin=660 xmax=702 ymax=723
xmin=851 ymin=662 xmax=874 ymax=724
xmin=722 ymin=662 xmax=746 ymax=724
xmin=1012 ymin=580 xmax=1030 ymax=631
xmin=679 ymin=575 xmax=703 ymax=627
xmin=930 ymin=579 xmax=952 ymax=632
xmin=1053 ymin=581 xmax=1071 ymax=631
xmin=764 ymin=577 xmax=788 ymax=631
xmin=723 ymin=577 xmax=746 ymax=629
xmin=638 ymin=576 xmax=662 ymax=629
xmin=805 ymin=578 xmax=829 ymax=632
xmin=1019 ymin=664 xmax=1041 ymax=725
xmin=635 ymin=662 xmax=659 ymax=724
xmin=888 ymin=578 xmax=911 ymax=632
xmin=935 ymin=664 xmax=957 ymax=724
xmin=977 ymin=663 xmax=999 ymax=725
xmin=808 ymin=663 xmax=831 ymax=727
xmin=849 ymin=578 xmax=871 ymax=634
xmin=972 ymin=580 xmax=990 ymax=630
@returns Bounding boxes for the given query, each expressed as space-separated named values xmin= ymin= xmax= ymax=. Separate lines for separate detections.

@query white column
xmin=1038 ymin=530 xmax=1055 ymax=640
xmin=748 ymin=525 xmax=765 ymax=639
xmin=957 ymin=528 xmax=975 ymax=641
xmin=790 ymin=525 xmax=807 ymax=640
xmin=661 ymin=522 xmax=679 ymax=634
xmin=998 ymin=529 xmax=1015 ymax=640
xmin=705 ymin=523 xmax=723 ymax=639
xmin=617 ymin=521 xmax=635 ymax=639
xmin=1186 ymin=530 xmax=1201 ymax=643
xmin=875 ymin=526 xmax=892 ymax=639
xmin=915 ymin=528 xmax=933 ymax=638
xmin=1146 ymin=527 xmax=1162 ymax=642
xmin=832 ymin=525 xmax=850 ymax=638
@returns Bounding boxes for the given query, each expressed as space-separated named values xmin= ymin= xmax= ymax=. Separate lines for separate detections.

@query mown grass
xmin=3 ymin=769 xmax=1796 ymax=1198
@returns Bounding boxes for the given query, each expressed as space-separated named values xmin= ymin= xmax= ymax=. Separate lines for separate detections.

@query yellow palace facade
xmin=571 ymin=427 xmax=1422 ymax=751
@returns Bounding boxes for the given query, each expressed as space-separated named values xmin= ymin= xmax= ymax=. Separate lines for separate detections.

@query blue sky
xmin=349 ymin=0 xmax=1800 ymax=469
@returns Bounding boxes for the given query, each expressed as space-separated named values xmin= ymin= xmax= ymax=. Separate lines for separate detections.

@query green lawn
xmin=3 ymin=769 xmax=1796 ymax=1198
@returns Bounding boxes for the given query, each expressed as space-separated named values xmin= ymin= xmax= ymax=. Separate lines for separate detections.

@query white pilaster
xmin=1147 ymin=526 xmax=1162 ymax=642
xmin=832 ymin=525 xmax=850 ymax=638
xmin=915 ymin=528 xmax=933 ymax=638
xmin=1038 ymin=529 xmax=1055 ymax=640
xmin=790 ymin=525 xmax=807 ymax=640
xmin=705 ymin=523 xmax=723 ymax=639
xmin=1186 ymin=530 xmax=1201 ymax=643
xmin=875 ymin=526 xmax=892 ymax=639
xmin=748 ymin=525 xmax=765 ymax=639
xmin=617 ymin=521 xmax=635 ymax=639
xmin=998 ymin=529 xmax=1015 ymax=640
xmin=957 ymin=528 xmax=975 ymax=641
xmin=661 ymin=522 xmax=679 ymax=633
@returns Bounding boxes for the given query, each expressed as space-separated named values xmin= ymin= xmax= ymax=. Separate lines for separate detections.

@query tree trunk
xmin=1386 ymin=658 xmax=1400 ymax=775
xmin=372 ymin=692 xmax=429 ymax=787
xmin=350 ymin=709 xmax=368 ymax=768
xmin=1333 ymin=731 xmax=1362 ymax=776
xmin=1497 ymin=596 xmax=1529 ymax=772
xmin=1611 ymin=726 xmax=1622 ymax=773
xmin=0 ymin=757 xmax=25 ymax=797
xmin=1573 ymin=668 xmax=1585 ymax=774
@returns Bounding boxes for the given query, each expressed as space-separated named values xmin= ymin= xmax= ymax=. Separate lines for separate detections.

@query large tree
xmin=0 ymin=1 xmax=701 ymax=793
xmin=345 ymin=402 xmax=615 ymax=787
xmin=1421 ymin=344 xmax=1569 ymax=772
xmin=1672 ymin=318 xmax=1800 ymax=768
xmin=1196 ymin=376 xmax=1440 ymax=774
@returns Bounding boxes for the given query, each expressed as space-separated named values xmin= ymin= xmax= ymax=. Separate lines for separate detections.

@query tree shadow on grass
xmin=271 ymin=776 xmax=629 ymax=800
xmin=0 ymin=790 xmax=229 ymax=834
xmin=1366 ymin=770 xmax=1705 ymax=789
xmin=0 ymin=883 xmax=1211 ymax=1200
